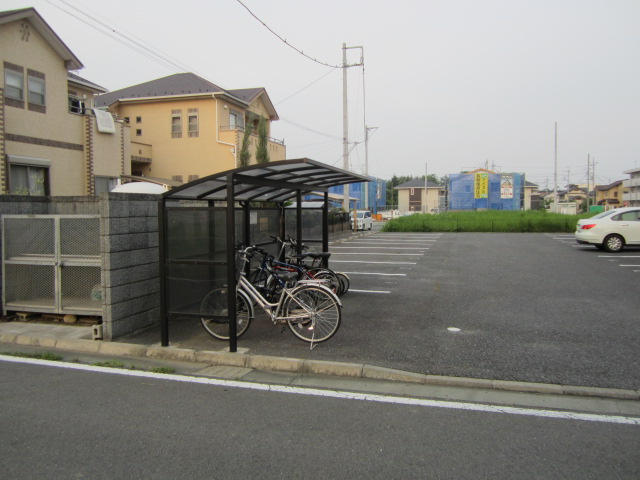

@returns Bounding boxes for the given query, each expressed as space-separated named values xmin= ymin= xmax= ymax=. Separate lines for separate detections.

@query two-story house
xmin=395 ymin=179 xmax=444 ymax=214
xmin=1 ymin=8 xmax=130 ymax=196
xmin=594 ymin=180 xmax=625 ymax=210
xmin=95 ymin=73 xmax=285 ymax=183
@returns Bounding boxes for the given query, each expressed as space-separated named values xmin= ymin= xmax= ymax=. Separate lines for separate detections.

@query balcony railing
xmin=219 ymin=125 xmax=285 ymax=146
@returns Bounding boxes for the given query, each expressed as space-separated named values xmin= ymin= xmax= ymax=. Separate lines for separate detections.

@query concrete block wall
xmin=100 ymin=193 xmax=160 ymax=340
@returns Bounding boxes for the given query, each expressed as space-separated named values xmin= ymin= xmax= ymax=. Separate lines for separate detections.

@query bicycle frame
xmin=237 ymin=252 xmax=340 ymax=325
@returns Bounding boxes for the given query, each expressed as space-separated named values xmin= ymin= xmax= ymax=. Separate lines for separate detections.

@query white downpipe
xmin=215 ymin=97 xmax=237 ymax=167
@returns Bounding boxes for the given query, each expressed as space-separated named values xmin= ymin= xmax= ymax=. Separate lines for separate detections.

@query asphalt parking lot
xmin=140 ymin=231 xmax=640 ymax=391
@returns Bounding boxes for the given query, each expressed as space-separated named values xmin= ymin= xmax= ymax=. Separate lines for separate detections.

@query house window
xmin=136 ymin=116 xmax=142 ymax=123
xmin=94 ymin=176 xmax=118 ymax=194
xmin=171 ymin=110 xmax=182 ymax=138
xmin=9 ymin=163 xmax=49 ymax=196
xmin=4 ymin=63 xmax=24 ymax=107
xmin=172 ymin=175 xmax=183 ymax=183
xmin=27 ymin=69 xmax=46 ymax=112
xmin=188 ymin=109 xmax=199 ymax=137
xmin=136 ymin=129 xmax=142 ymax=136
xmin=230 ymin=110 xmax=244 ymax=129
xmin=68 ymin=91 xmax=85 ymax=114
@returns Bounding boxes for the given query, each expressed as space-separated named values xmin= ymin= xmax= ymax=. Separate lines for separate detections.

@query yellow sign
xmin=474 ymin=173 xmax=488 ymax=199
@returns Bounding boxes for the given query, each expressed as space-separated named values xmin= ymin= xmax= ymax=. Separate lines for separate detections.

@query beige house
xmin=595 ymin=180 xmax=625 ymax=210
xmin=95 ymin=74 xmax=286 ymax=183
xmin=1 ymin=8 xmax=130 ymax=196
xmin=623 ymin=167 xmax=640 ymax=207
xmin=395 ymin=179 xmax=444 ymax=214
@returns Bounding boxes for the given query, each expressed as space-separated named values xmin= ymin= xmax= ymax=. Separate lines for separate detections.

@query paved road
xmin=128 ymin=232 xmax=640 ymax=390
xmin=2 ymin=359 xmax=638 ymax=479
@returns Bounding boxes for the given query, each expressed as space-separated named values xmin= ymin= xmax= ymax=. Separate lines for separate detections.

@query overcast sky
xmin=7 ymin=0 xmax=640 ymax=187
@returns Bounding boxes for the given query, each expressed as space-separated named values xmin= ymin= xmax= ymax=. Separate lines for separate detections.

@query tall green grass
xmin=381 ymin=210 xmax=595 ymax=233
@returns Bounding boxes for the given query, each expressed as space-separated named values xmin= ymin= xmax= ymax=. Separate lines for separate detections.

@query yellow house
xmin=1 ymin=8 xmax=130 ymax=195
xmin=595 ymin=180 xmax=625 ymax=210
xmin=395 ymin=179 xmax=444 ymax=214
xmin=96 ymin=73 xmax=286 ymax=183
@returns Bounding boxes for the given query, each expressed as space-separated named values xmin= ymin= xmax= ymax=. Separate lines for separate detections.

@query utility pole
xmin=553 ymin=122 xmax=558 ymax=211
xmin=424 ymin=163 xmax=428 ymax=213
xmin=364 ymin=126 xmax=377 ymax=210
xmin=342 ymin=43 xmax=350 ymax=213
xmin=587 ymin=154 xmax=590 ymax=211
xmin=341 ymin=43 xmax=364 ymax=214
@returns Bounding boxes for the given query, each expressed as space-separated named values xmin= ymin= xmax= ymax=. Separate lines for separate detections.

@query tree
xmin=238 ymin=123 xmax=252 ymax=167
xmin=255 ymin=117 xmax=270 ymax=164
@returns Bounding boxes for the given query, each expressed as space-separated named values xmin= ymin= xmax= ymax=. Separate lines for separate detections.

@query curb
xmin=2 ymin=332 xmax=639 ymax=401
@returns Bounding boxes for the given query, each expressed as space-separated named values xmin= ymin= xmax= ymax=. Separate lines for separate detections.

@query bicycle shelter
xmin=159 ymin=159 xmax=370 ymax=351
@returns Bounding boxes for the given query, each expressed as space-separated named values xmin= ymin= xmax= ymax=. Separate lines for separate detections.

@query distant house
xmin=595 ymin=180 xmax=625 ymax=210
xmin=395 ymin=179 xmax=444 ymax=214
xmin=1 ymin=7 xmax=130 ymax=195
xmin=95 ymin=73 xmax=285 ymax=184
xmin=623 ymin=167 xmax=640 ymax=207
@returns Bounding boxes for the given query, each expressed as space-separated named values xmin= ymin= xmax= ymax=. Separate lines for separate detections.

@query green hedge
xmin=381 ymin=211 xmax=594 ymax=233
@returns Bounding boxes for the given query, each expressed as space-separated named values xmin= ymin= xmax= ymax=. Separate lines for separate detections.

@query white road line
xmin=619 ymin=265 xmax=640 ymax=267
xmin=2 ymin=355 xmax=637 ymax=426
xmin=598 ymin=256 xmax=640 ymax=258
xmin=331 ymin=260 xmax=417 ymax=265
xmin=340 ymin=272 xmax=407 ymax=276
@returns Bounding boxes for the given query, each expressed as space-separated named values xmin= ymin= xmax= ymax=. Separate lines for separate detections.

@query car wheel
xmin=603 ymin=234 xmax=624 ymax=253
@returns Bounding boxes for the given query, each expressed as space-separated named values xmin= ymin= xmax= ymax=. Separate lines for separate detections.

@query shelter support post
xmin=296 ymin=190 xmax=303 ymax=258
xmin=158 ymin=199 xmax=169 ymax=346
xmin=322 ymin=192 xmax=329 ymax=268
xmin=227 ymin=174 xmax=237 ymax=352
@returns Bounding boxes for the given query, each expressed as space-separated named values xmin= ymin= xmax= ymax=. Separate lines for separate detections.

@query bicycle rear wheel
xmin=200 ymin=288 xmax=253 ymax=340
xmin=307 ymin=268 xmax=341 ymax=296
xmin=284 ymin=285 xmax=341 ymax=343
xmin=335 ymin=272 xmax=350 ymax=295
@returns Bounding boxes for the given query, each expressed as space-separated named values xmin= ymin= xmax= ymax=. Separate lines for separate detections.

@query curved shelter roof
xmin=163 ymin=158 xmax=370 ymax=203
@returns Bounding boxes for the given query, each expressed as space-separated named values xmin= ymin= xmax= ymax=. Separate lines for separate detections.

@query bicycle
xmin=200 ymin=246 xmax=342 ymax=349
xmin=272 ymin=236 xmax=350 ymax=296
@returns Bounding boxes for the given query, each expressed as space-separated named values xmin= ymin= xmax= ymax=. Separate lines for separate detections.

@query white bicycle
xmin=200 ymin=246 xmax=342 ymax=347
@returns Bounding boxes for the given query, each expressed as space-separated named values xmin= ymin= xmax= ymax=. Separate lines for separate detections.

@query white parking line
xmin=598 ymin=256 xmax=640 ymax=258
xmin=340 ymin=272 xmax=407 ymax=276
xmin=619 ymin=265 xmax=640 ymax=267
xmin=333 ymin=246 xmax=428 ymax=250
xmin=349 ymin=289 xmax=391 ymax=294
xmin=331 ymin=252 xmax=424 ymax=256
xmin=331 ymin=260 xmax=417 ymax=265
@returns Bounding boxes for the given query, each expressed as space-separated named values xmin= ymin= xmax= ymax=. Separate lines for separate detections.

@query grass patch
xmin=381 ymin=210 xmax=594 ymax=233
xmin=91 ymin=360 xmax=132 ymax=369
xmin=4 ymin=351 xmax=64 ymax=361
xmin=150 ymin=366 xmax=176 ymax=374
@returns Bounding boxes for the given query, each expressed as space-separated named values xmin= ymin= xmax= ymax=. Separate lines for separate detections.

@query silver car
xmin=575 ymin=207 xmax=640 ymax=252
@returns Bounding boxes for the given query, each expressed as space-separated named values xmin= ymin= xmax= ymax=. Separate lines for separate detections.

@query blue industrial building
xmin=303 ymin=177 xmax=386 ymax=212
xmin=448 ymin=169 xmax=525 ymax=211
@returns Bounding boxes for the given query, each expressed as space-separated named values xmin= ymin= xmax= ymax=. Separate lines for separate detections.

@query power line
xmin=276 ymin=68 xmax=339 ymax=105
xmin=44 ymin=0 xmax=203 ymax=76
xmin=235 ymin=0 xmax=341 ymax=68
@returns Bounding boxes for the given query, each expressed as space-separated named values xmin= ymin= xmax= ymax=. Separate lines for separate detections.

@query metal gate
xmin=2 ymin=215 xmax=102 ymax=316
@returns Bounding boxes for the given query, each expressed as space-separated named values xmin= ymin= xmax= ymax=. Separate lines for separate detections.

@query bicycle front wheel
xmin=284 ymin=285 xmax=341 ymax=343
xmin=200 ymin=288 xmax=253 ymax=340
